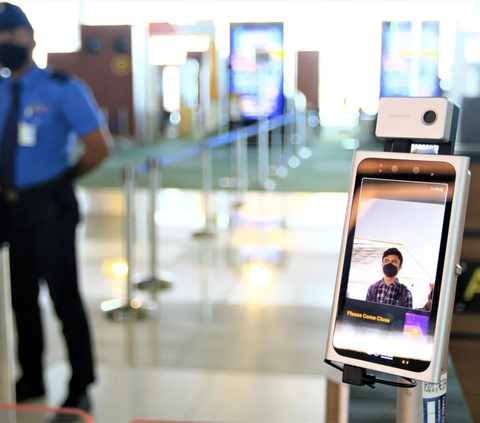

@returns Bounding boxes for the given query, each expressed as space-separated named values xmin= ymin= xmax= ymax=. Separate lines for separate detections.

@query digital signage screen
xmin=380 ymin=21 xmax=440 ymax=98
xmin=229 ymin=22 xmax=284 ymax=121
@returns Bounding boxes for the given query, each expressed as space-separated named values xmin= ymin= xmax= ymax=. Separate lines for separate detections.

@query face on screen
xmin=333 ymin=158 xmax=455 ymax=372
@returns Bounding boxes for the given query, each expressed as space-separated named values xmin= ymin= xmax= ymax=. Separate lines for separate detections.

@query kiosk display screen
xmin=332 ymin=157 xmax=455 ymax=373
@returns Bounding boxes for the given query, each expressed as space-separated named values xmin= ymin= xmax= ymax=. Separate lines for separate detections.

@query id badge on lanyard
xmin=18 ymin=121 xmax=37 ymax=147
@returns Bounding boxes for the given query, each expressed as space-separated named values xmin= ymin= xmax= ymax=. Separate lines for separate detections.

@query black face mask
xmin=383 ymin=263 xmax=399 ymax=278
xmin=0 ymin=43 xmax=28 ymax=71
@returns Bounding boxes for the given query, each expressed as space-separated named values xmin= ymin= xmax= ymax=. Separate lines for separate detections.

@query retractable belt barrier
xmin=101 ymin=112 xmax=308 ymax=322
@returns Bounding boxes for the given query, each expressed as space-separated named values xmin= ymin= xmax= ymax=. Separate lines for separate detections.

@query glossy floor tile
xmin=11 ymin=187 xmax=341 ymax=423
xmin=190 ymin=371 xmax=327 ymax=423
xmin=4 ymin=186 xmax=474 ymax=422
xmin=41 ymin=363 xmax=327 ymax=423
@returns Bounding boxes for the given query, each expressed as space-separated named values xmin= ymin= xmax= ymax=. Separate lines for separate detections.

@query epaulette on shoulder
xmin=49 ymin=70 xmax=71 ymax=83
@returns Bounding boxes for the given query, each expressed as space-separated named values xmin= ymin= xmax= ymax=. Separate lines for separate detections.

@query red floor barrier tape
xmin=0 ymin=403 xmax=95 ymax=423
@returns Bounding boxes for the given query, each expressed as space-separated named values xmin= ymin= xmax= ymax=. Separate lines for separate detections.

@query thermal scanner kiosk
xmin=325 ymin=97 xmax=470 ymax=422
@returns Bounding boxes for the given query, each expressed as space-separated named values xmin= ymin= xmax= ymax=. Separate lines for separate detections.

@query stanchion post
xmin=0 ymin=246 xmax=15 ymax=406
xmin=257 ymin=120 xmax=270 ymax=189
xmin=101 ymin=166 xmax=156 ymax=322
xmin=199 ymin=239 xmax=214 ymax=324
xmin=303 ymin=110 xmax=308 ymax=148
xmin=296 ymin=110 xmax=307 ymax=153
xmin=230 ymin=135 xmax=236 ymax=188
xmin=279 ymin=116 xmax=287 ymax=167
xmin=294 ymin=93 xmax=307 ymax=155
xmin=232 ymin=129 xmax=248 ymax=208
xmin=268 ymin=121 xmax=282 ymax=177
xmin=241 ymin=128 xmax=248 ymax=194
xmin=136 ymin=158 xmax=174 ymax=292
xmin=193 ymin=143 xmax=216 ymax=238
xmin=283 ymin=119 xmax=292 ymax=164
xmin=284 ymin=100 xmax=295 ymax=161
xmin=125 ymin=166 xmax=134 ymax=304
xmin=148 ymin=159 xmax=158 ymax=280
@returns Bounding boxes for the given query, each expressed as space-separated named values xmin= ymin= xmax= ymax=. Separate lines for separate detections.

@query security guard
xmin=0 ymin=3 xmax=110 ymax=421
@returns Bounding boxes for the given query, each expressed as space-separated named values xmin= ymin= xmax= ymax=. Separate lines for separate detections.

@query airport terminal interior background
xmin=3 ymin=0 xmax=480 ymax=422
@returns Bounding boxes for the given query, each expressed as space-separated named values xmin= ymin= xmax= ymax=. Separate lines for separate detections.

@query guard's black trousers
xmin=0 ymin=175 xmax=95 ymax=393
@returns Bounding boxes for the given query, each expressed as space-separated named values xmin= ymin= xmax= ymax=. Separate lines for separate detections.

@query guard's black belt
xmin=0 ymin=173 xmax=70 ymax=203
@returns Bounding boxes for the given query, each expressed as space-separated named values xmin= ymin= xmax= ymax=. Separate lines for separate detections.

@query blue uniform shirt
xmin=0 ymin=64 xmax=105 ymax=189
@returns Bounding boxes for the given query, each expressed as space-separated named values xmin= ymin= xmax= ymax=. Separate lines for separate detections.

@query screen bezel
xmin=332 ymin=157 xmax=456 ymax=373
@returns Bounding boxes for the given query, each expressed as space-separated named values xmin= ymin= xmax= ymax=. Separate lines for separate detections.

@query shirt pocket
xmin=22 ymin=104 xmax=55 ymax=127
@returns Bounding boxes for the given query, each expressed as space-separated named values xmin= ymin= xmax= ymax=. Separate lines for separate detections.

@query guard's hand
xmin=70 ymin=126 xmax=111 ymax=179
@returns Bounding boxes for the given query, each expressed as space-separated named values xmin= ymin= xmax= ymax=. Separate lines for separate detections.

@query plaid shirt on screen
xmin=366 ymin=278 xmax=413 ymax=308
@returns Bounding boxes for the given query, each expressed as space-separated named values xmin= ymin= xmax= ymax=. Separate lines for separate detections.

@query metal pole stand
xmin=268 ymin=123 xmax=283 ymax=179
xmin=397 ymin=378 xmax=423 ymax=422
xmin=293 ymin=92 xmax=307 ymax=153
xmin=273 ymin=116 xmax=289 ymax=178
xmin=249 ymin=120 xmax=271 ymax=190
xmin=397 ymin=367 xmax=448 ymax=423
xmin=294 ymin=95 xmax=312 ymax=162
xmin=193 ymin=143 xmax=217 ymax=238
xmin=231 ymin=128 xmax=248 ymax=209
xmin=102 ymin=166 xmax=157 ymax=322
xmin=259 ymin=120 xmax=271 ymax=189
xmin=136 ymin=158 xmax=175 ymax=292
xmin=0 ymin=245 xmax=15 ymax=406
xmin=284 ymin=99 xmax=296 ymax=165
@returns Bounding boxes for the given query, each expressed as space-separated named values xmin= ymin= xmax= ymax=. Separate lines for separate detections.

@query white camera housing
xmin=375 ymin=97 xmax=457 ymax=143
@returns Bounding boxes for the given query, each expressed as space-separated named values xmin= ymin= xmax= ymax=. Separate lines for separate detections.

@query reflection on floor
xmin=27 ymin=188 xmax=345 ymax=423
xmin=8 ymin=187 xmax=474 ymax=422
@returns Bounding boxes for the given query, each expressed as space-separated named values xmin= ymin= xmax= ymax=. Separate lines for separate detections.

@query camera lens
xmin=413 ymin=167 xmax=420 ymax=174
xmin=422 ymin=110 xmax=437 ymax=125
xmin=391 ymin=165 xmax=398 ymax=172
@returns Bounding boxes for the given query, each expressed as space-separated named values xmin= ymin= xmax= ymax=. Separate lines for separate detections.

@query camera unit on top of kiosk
xmin=324 ymin=97 xmax=470 ymax=389
xmin=376 ymin=97 xmax=459 ymax=154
